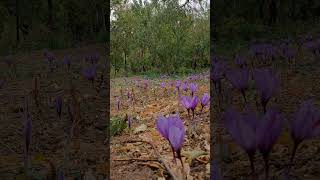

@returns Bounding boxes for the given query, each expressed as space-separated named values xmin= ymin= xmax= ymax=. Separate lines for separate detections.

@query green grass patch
xmin=110 ymin=116 xmax=127 ymax=136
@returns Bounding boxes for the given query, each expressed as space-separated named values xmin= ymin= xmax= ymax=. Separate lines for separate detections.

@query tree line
xmin=111 ymin=0 xmax=210 ymax=75
xmin=0 ymin=0 xmax=108 ymax=55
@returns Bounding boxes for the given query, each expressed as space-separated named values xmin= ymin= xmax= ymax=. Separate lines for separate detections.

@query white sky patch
xmin=111 ymin=0 xmax=209 ymax=22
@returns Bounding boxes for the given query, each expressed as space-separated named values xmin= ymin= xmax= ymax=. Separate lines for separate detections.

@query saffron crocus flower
xmin=44 ymin=51 xmax=55 ymax=72
xmin=44 ymin=51 xmax=55 ymax=63
xmin=127 ymin=91 xmax=131 ymax=99
xmin=128 ymin=116 xmax=132 ymax=129
xmin=161 ymin=82 xmax=166 ymax=88
xmin=55 ymin=96 xmax=62 ymax=119
xmin=63 ymin=55 xmax=71 ymax=69
xmin=257 ymin=108 xmax=284 ymax=178
xmin=180 ymin=96 xmax=192 ymax=115
xmin=223 ymin=107 xmax=258 ymax=174
xmin=144 ymin=80 xmax=149 ymax=90
xmin=290 ymin=100 xmax=320 ymax=164
xmin=253 ymin=68 xmax=280 ymax=113
xmin=190 ymin=96 xmax=199 ymax=118
xmin=226 ymin=68 xmax=249 ymax=103
xmin=212 ymin=61 xmax=226 ymax=82
xmin=91 ymin=52 xmax=100 ymax=64
xmin=82 ymin=65 xmax=97 ymax=86
xmin=235 ymin=55 xmax=246 ymax=67
xmin=156 ymin=114 xmax=185 ymax=164
xmin=175 ymin=80 xmax=181 ymax=94
xmin=200 ymin=93 xmax=210 ymax=111
xmin=189 ymin=83 xmax=198 ymax=96
xmin=169 ymin=81 xmax=174 ymax=87
xmin=303 ymin=40 xmax=317 ymax=55
xmin=182 ymin=81 xmax=188 ymax=92
xmin=211 ymin=61 xmax=226 ymax=96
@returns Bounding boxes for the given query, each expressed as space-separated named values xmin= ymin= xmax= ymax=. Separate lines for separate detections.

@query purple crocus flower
xmin=189 ymin=83 xmax=198 ymax=96
xmin=135 ymin=80 xmax=140 ymax=88
xmin=182 ymin=81 xmax=188 ymax=92
xmin=212 ymin=61 xmax=226 ymax=82
xmin=226 ymin=68 xmax=249 ymax=103
xmin=200 ymin=93 xmax=210 ymax=111
xmin=161 ymin=82 xmax=166 ymax=88
xmin=156 ymin=114 xmax=185 ymax=164
xmin=180 ymin=96 xmax=192 ymax=115
xmin=63 ymin=55 xmax=71 ymax=69
xmin=190 ymin=96 xmax=199 ymax=118
xmin=257 ymin=108 xmax=284 ymax=178
xmin=85 ymin=53 xmax=99 ymax=64
xmin=44 ymin=51 xmax=55 ymax=63
xmin=175 ymin=80 xmax=181 ymax=94
xmin=234 ymin=55 xmax=246 ymax=67
xmin=251 ymin=43 xmax=277 ymax=64
xmin=253 ymin=68 xmax=280 ymax=113
xmin=212 ymin=61 xmax=226 ymax=95
xmin=128 ymin=116 xmax=132 ymax=129
xmin=223 ymin=107 xmax=258 ymax=174
xmin=127 ymin=91 xmax=131 ymax=99
xmin=82 ymin=65 xmax=97 ymax=86
xmin=169 ymin=81 xmax=174 ymax=87
xmin=91 ymin=52 xmax=100 ymax=64
xmin=303 ymin=40 xmax=317 ymax=55
xmin=290 ymin=100 xmax=320 ymax=164
xmin=55 ymin=96 xmax=62 ymax=119
xmin=43 ymin=51 xmax=55 ymax=72
xmin=144 ymin=80 xmax=149 ymax=90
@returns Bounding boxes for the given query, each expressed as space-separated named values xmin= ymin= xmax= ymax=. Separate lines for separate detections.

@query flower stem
xmin=290 ymin=141 xmax=300 ymax=167
xmin=248 ymin=153 xmax=255 ymax=175
xmin=263 ymin=154 xmax=269 ymax=179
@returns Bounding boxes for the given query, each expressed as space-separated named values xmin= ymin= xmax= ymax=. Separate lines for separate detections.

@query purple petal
xmin=201 ymin=93 xmax=210 ymax=107
xmin=257 ymin=108 xmax=284 ymax=155
xmin=156 ymin=116 xmax=170 ymax=139
xmin=168 ymin=126 xmax=185 ymax=151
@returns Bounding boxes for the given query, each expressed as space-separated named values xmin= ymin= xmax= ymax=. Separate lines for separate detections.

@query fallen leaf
xmin=182 ymin=150 xmax=208 ymax=165
xmin=134 ymin=124 xmax=147 ymax=134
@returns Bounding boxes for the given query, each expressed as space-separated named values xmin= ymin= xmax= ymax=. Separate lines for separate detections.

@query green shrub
xmin=110 ymin=116 xmax=127 ymax=136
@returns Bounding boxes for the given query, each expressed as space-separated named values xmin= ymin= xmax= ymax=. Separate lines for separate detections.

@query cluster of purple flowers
xmin=223 ymin=100 xmax=320 ymax=178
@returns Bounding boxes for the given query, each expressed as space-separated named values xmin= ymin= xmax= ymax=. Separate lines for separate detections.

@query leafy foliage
xmin=111 ymin=0 xmax=209 ymax=75
xmin=0 ymin=0 xmax=107 ymax=55
xmin=110 ymin=116 xmax=127 ymax=136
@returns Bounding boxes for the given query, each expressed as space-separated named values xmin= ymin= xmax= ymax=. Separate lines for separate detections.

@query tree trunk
xmin=268 ymin=0 xmax=277 ymax=25
xmin=48 ymin=0 xmax=53 ymax=30
xmin=16 ymin=0 xmax=20 ymax=44
xmin=291 ymin=0 xmax=296 ymax=19
xmin=259 ymin=0 xmax=265 ymax=21
xmin=124 ymin=52 xmax=127 ymax=76
xmin=192 ymin=54 xmax=197 ymax=70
